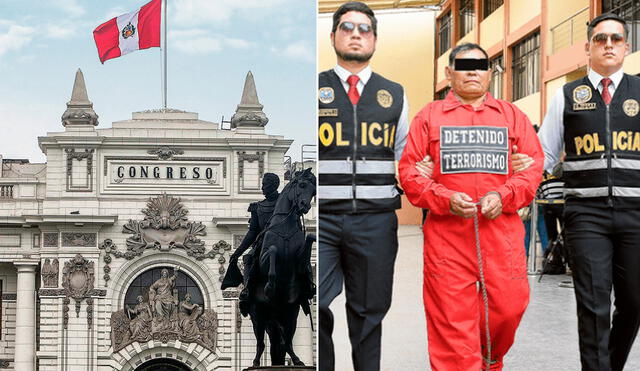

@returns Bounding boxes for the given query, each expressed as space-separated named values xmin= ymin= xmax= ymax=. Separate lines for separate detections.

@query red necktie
xmin=601 ymin=78 xmax=612 ymax=105
xmin=347 ymin=75 xmax=360 ymax=105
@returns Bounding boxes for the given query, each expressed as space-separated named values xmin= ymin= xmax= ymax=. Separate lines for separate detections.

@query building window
xmin=124 ymin=267 xmax=204 ymax=310
xmin=436 ymin=87 xmax=451 ymax=100
xmin=484 ymin=0 xmax=504 ymax=18
xmin=512 ymin=32 xmax=540 ymax=101
xmin=459 ymin=0 xmax=476 ymax=37
xmin=489 ymin=55 xmax=504 ymax=99
xmin=603 ymin=0 xmax=640 ymax=52
xmin=438 ymin=11 xmax=452 ymax=56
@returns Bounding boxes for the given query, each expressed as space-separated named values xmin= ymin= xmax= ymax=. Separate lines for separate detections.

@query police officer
xmin=539 ymin=13 xmax=640 ymax=371
xmin=225 ymin=173 xmax=280 ymax=314
xmin=317 ymin=2 xmax=408 ymax=371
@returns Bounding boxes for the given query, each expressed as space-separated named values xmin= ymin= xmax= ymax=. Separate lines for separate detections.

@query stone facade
xmin=0 ymin=70 xmax=316 ymax=370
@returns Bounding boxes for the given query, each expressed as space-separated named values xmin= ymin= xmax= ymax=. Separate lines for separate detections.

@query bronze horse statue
xmin=249 ymin=168 xmax=316 ymax=367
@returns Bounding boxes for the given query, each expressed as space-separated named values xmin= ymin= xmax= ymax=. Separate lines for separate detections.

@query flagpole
xmin=162 ymin=0 xmax=168 ymax=110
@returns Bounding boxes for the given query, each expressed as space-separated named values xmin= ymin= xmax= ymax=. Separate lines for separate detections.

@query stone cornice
xmin=38 ymin=136 xmax=292 ymax=149
xmin=21 ymin=215 xmax=118 ymax=225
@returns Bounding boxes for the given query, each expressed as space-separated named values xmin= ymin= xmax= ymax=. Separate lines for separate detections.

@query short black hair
xmin=332 ymin=1 xmax=378 ymax=37
xmin=448 ymin=43 xmax=489 ymax=66
xmin=587 ymin=13 xmax=629 ymax=40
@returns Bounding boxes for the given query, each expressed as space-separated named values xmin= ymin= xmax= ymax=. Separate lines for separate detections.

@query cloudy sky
xmin=0 ymin=0 xmax=316 ymax=163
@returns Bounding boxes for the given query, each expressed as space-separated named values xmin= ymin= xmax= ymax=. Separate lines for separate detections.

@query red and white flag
xmin=93 ymin=0 xmax=161 ymax=64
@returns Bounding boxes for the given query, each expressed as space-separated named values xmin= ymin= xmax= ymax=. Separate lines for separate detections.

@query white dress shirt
xmin=333 ymin=64 xmax=410 ymax=161
xmin=538 ymin=68 xmax=624 ymax=171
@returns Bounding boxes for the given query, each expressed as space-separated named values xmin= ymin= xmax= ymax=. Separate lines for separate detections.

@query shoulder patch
xmin=248 ymin=202 xmax=258 ymax=212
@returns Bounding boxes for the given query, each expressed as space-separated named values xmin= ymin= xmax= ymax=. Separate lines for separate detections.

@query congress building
xmin=0 ymin=69 xmax=316 ymax=370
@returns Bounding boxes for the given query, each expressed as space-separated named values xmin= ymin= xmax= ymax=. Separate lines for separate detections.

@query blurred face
xmin=331 ymin=11 xmax=376 ymax=63
xmin=586 ymin=20 xmax=629 ymax=75
xmin=445 ymin=48 xmax=491 ymax=100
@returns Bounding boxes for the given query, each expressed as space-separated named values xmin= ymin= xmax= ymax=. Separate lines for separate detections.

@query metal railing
xmin=301 ymin=144 xmax=317 ymax=164
xmin=0 ymin=185 xmax=14 ymax=199
xmin=550 ymin=7 xmax=589 ymax=54
xmin=605 ymin=0 xmax=640 ymax=52
xmin=438 ymin=11 xmax=452 ymax=56
xmin=484 ymin=0 xmax=503 ymax=18
xmin=459 ymin=0 xmax=475 ymax=37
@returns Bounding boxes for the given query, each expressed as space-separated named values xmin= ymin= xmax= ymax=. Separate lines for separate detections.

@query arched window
xmin=124 ymin=267 xmax=204 ymax=309
xmin=135 ymin=358 xmax=191 ymax=371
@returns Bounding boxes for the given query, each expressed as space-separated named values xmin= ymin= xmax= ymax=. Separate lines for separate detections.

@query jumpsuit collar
xmin=442 ymin=90 xmax=502 ymax=114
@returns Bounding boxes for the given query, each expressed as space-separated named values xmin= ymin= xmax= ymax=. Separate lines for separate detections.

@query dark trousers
xmin=319 ymin=211 xmax=398 ymax=371
xmin=564 ymin=205 xmax=640 ymax=371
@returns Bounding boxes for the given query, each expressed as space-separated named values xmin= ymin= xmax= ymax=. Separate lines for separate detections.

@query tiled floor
xmin=329 ymin=226 xmax=640 ymax=371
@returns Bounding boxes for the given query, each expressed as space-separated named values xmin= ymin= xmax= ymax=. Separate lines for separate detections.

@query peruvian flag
xmin=93 ymin=0 xmax=161 ymax=64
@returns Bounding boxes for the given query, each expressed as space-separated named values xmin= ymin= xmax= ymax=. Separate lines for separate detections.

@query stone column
xmin=14 ymin=263 xmax=37 ymax=371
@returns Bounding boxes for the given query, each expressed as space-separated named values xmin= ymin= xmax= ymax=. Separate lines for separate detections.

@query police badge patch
xmin=377 ymin=89 xmax=393 ymax=108
xmin=319 ymin=87 xmax=334 ymax=104
xmin=121 ymin=22 xmax=136 ymax=39
xmin=573 ymin=85 xmax=596 ymax=111
xmin=623 ymin=99 xmax=639 ymax=117
xmin=573 ymin=85 xmax=592 ymax=103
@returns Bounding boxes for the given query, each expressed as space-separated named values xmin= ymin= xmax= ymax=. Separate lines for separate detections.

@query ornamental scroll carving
xmin=98 ymin=193 xmax=232 ymax=285
xmin=110 ymin=270 xmax=218 ymax=353
xmin=147 ymin=147 xmax=184 ymax=160
xmin=65 ymin=148 xmax=94 ymax=192
xmin=62 ymin=233 xmax=96 ymax=247
xmin=60 ymin=254 xmax=95 ymax=328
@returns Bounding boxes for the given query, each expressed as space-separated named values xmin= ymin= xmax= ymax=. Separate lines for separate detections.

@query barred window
xmin=489 ymin=55 xmax=504 ymax=100
xmin=438 ymin=11 xmax=452 ymax=56
xmin=459 ymin=0 xmax=476 ymax=37
xmin=484 ymin=0 xmax=504 ymax=18
xmin=512 ymin=33 xmax=540 ymax=101
xmin=602 ymin=0 xmax=640 ymax=52
xmin=436 ymin=87 xmax=451 ymax=100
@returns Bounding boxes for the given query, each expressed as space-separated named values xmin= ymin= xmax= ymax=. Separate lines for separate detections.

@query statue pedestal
xmin=243 ymin=366 xmax=316 ymax=371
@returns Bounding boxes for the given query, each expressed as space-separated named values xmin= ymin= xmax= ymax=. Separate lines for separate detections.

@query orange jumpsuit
xmin=398 ymin=92 xmax=544 ymax=371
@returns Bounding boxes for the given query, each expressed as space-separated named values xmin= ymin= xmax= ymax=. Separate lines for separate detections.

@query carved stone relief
xmin=43 ymin=233 xmax=59 ymax=247
xmin=99 ymin=193 xmax=231 ymax=285
xmin=61 ymin=233 xmax=96 ymax=247
xmin=195 ymin=240 xmax=232 ymax=281
xmin=147 ymin=147 xmax=184 ymax=160
xmin=61 ymin=254 xmax=95 ymax=328
xmin=41 ymin=258 xmax=59 ymax=287
xmin=110 ymin=269 xmax=218 ymax=352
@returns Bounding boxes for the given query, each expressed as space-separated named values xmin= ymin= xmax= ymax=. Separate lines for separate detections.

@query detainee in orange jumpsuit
xmin=398 ymin=43 xmax=544 ymax=371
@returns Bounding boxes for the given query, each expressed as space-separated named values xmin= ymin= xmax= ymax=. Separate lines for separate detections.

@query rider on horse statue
xmin=223 ymin=172 xmax=315 ymax=315
xmin=223 ymin=173 xmax=280 ymax=314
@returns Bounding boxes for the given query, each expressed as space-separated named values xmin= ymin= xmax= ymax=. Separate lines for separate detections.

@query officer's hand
xmin=415 ymin=155 xmax=434 ymax=178
xmin=480 ymin=192 xmax=503 ymax=220
xmin=450 ymin=192 xmax=477 ymax=218
xmin=511 ymin=145 xmax=534 ymax=173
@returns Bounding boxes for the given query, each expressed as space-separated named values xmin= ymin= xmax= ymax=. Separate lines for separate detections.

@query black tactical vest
xmin=318 ymin=69 xmax=404 ymax=213
xmin=562 ymin=74 xmax=640 ymax=208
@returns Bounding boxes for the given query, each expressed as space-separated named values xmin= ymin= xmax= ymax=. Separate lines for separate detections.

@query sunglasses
xmin=338 ymin=21 xmax=373 ymax=36
xmin=591 ymin=33 xmax=626 ymax=46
